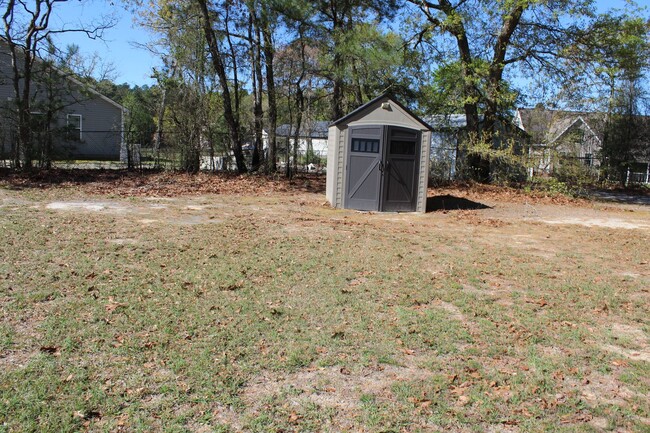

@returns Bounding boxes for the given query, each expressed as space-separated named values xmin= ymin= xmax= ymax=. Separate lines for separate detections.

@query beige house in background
xmin=514 ymin=106 xmax=606 ymax=175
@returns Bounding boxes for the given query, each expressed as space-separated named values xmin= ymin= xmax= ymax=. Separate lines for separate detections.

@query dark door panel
xmin=345 ymin=127 xmax=383 ymax=211
xmin=382 ymin=127 xmax=420 ymax=212
xmin=345 ymin=125 xmax=420 ymax=212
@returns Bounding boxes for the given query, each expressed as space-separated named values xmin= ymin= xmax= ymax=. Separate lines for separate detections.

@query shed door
xmin=345 ymin=126 xmax=383 ymax=211
xmin=382 ymin=127 xmax=420 ymax=212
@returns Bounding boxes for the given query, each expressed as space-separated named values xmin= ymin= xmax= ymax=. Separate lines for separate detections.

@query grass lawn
xmin=0 ymin=172 xmax=648 ymax=432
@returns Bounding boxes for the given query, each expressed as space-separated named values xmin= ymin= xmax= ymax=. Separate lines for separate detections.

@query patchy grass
xmin=0 ymin=173 xmax=649 ymax=432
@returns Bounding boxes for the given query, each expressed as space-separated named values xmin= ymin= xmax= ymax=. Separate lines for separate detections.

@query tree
xmin=308 ymin=0 xmax=399 ymax=120
xmin=248 ymin=5 xmax=265 ymax=171
xmin=256 ymin=0 xmax=279 ymax=173
xmin=1 ymin=0 xmax=114 ymax=169
xmin=407 ymin=0 xmax=604 ymax=181
xmin=196 ymin=0 xmax=248 ymax=173
xmin=121 ymin=85 xmax=156 ymax=168
xmin=594 ymin=15 xmax=650 ymax=185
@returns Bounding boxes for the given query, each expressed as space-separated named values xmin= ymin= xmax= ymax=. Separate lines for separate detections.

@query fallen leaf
xmin=105 ymin=297 xmax=126 ymax=313
xmin=40 ymin=346 xmax=60 ymax=356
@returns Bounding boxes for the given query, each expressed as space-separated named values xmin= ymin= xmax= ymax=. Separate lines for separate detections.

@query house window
xmin=66 ymin=114 xmax=82 ymax=141
xmin=351 ymin=138 xmax=379 ymax=153
xmin=584 ymin=153 xmax=592 ymax=167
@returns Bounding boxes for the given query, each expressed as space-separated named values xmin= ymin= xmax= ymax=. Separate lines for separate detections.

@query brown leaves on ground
xmin=0 ymin=169 xmax=325 ymax=197
xmin=1 ymin=168 xmax=598 ymax=206
xmin=428 ymin=182 xmax=589 ymax=206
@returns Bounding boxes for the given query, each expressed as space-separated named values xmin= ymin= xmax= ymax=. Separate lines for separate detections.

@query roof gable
xmin=516 ymin=107 xmax=605 ymax=144
xmin=332 ymin=94 xmax=433 ymax=131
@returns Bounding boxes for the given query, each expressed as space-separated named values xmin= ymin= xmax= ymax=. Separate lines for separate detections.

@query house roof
xmin=515 ymin=107 xmax=606 ymax=144
xmin=424 ymin=114 xmax=469 ymax=129
xmin=332 ymin=93 xmax=434 ymax=131
xmin=424 ymin=113 xmax=529 ymax=141
xmin=276 ymin=120 xmax=329 ymax=138
xmin=0 ymin=37 xmax=126 ymax=113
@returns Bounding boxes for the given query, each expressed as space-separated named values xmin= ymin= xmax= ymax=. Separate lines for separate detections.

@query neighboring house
xmin=263 ymin=120 xmax=329 ymax=164
xmin=514 ymin=106 xmax=605 ymax=176
xmin=426 ymin=114 xmax=469 ymax=179
xmin=0 ymin=39 xmax=126 ymax=164
xmin=426 ymin=113 xmax=529 ymax=180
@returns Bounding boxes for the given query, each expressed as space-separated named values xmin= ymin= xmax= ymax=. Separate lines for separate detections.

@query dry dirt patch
xmin=601 ymin=323 xmax=650 ymax=363
xmin=543 ymin=217 xmax=650 ymax=230
xmin=242 ymin=364 xmax=433 ymax=424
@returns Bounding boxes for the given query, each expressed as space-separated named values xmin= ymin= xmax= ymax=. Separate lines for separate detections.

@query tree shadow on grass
xmin=426 ymin=194 xmax=491 ymax=212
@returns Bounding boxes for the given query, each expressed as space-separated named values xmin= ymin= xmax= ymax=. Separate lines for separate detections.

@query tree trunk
xmin=154 ymin=63 xmax=175 ymax=170
xmin=331 ymin=51 xmax=345 ymax=121
xmin=454 ymin=29 xmax=484 ymax=181
xmin=196 ymin=0 xmax=247 ymax=174
xmin=262 ymin=18 xmax=277 ymax=173
xmin=249 ymin=10 xmax=264 ymax=172
xmin=292 ymin=86 xmax=303 ymax=176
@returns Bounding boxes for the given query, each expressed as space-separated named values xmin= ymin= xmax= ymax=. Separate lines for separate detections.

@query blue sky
xmin=52 ymin=1 xmax=159 ymax=87
xmin=51 ymin=0 xmax=649 ymax=88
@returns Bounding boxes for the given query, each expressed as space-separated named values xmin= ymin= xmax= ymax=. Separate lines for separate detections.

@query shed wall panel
xmin=417 ymin=130 xmax=431 ymax=212
xmin=336 ymin=128 xmax=346 ymax=207
xmin=326 ymin=126 xmax=337 ymax=205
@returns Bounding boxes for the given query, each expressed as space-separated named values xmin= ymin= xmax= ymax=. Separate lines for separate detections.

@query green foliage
xmin=455 ymin=134 xmax=528 ymax=184
xmin=123 ymin=87 xmax=157 ymax=148
xmin=552 ymin=157 xmax=597 ymax=191
xmin=419 ymin=62 xmax=466 ymax=114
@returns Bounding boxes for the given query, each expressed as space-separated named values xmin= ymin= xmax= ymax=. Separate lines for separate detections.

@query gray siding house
xmin=0 ymin=40 xmax=125 ymax=163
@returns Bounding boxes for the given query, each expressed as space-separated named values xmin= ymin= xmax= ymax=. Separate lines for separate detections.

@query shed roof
xmin=332 ymin=93 xmax=433 ymax=131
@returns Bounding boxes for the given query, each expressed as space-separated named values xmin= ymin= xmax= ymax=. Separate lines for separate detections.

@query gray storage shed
xmin=326 ymin=94 xmax=432 ymax=213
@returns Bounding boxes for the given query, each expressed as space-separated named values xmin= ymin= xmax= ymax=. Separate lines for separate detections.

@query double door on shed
xmin=345 ymin=125 xmax=420 ymax=212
